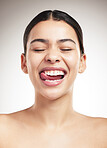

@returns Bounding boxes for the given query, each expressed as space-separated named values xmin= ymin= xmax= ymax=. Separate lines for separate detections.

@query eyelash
xmin=61 ymin=49 xmax=72 ymax=51
xmin=34 ymin=49 xmax=45 ymax=51
xmin=33 ymin=49 xmax=72 ymax=52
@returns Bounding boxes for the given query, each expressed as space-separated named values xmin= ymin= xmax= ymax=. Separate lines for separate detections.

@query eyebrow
xmin=30 ymin=38 xmax=76 ymax=44
xmin=30 ymin=39 xmax=48 ymax=44
xmin=57 ymin=39 xmax=76 ymax=44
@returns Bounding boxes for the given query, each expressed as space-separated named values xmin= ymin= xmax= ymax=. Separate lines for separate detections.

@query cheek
xmin=26 ymin=53 xmax=43 ymax=82
xmin=64 ymin=52 xmax=80 ymax=72
xmin=26 ymin=53 xmax=43 ymax=87
xmin=64 ymin=52 xmax=80 ymax=89
xmin=27 ymin=53 xmax=41 ymax=70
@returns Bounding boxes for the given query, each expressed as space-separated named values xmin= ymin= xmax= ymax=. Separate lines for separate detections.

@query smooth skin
xmin=0 ymin=20 xmax=107 ymax=148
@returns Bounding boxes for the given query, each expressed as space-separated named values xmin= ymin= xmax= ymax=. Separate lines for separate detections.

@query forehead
xmin=27 ymin=20 xmax=79 ymax=44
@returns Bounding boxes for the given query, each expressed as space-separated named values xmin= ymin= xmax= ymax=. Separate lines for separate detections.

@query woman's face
xmin=21 ymin=20 xmax=86 ymax=100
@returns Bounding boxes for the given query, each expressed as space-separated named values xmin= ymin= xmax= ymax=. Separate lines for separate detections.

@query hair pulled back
xmin=23 ymin=10 xmax=84 ymax=55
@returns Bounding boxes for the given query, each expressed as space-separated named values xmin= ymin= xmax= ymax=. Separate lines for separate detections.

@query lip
xmin=39 ymin=67 xmax=67 ymax=87
xmin=41 ymin=79 xmax=64 ymax=87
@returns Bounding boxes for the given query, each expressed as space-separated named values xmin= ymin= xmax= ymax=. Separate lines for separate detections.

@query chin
xmin=39 ymin=87 xmax=68 ymax=101
xmin=43 ymin=92 xmax=62 ymax=101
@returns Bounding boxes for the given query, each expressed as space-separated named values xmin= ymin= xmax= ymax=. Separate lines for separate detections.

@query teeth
xmin=45 ymin=70 xmax=64 ymax=76
xmin=45 ymin=79 xmax=61 ymax=82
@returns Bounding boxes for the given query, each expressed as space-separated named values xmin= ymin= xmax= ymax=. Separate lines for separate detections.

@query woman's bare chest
xmin=7 ymin=127 xmax=97 ymax=148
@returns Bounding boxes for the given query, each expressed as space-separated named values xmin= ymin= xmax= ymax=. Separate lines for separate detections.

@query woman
xmin=0 ymin=10 xmax=107 ymax=148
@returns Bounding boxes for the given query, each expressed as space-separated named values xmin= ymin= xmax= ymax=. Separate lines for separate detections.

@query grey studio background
xmin=0 ymin=0 xmax=107 ymax=117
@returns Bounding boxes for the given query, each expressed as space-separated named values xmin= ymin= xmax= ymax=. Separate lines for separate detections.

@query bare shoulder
xmin=0 ymin=114 xmax=13 ymax=134
xmin=87 ymin=116 xmax=107 ymax=133
xmin=80 ymin=113 xmax=107 ymax=147
xmin=0 ymin=114 xmax=13 ymax=146
xmin=74 ymin=112 xmax=107 ymax=147
xmin=0 ymin=107 xmax=31 ymax=127
xmin=0 ymin=107 xmax=31 ymax=146
xmin=93 ymin=117 xmax=107 ymax=146
xmin=90 ymin=117 xmax=107 ymax=148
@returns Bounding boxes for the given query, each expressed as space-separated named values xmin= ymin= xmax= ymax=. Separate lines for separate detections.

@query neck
xmin=32 ymin=90 xmax=74 ymax=129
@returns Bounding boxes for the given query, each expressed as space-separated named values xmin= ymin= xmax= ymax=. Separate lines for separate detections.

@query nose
xmin=45 ymin=49 xmax=61 ymax=64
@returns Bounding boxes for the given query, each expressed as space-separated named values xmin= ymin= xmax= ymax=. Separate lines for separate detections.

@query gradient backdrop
xmin=0 ymin=0 xmax=107 ymax=117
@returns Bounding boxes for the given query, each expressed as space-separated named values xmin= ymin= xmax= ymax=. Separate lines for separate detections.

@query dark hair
xmin=23 ymin=10 xmax=84 ymax=55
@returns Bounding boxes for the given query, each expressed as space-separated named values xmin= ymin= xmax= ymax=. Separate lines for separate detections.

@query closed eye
xmin=60 ymin=49 xmax=72 ymax=51
xmin=34 ymin=49 xmax=45 ymax=51
xmin=33 ymin=49 xmax=73 ymax=52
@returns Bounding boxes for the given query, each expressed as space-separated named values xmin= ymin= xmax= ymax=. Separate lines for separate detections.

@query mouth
xmin=39 ymin=67 xmax=67 ymax=86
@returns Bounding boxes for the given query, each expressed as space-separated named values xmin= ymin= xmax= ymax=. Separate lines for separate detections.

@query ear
xmin=78 ymin=54 xmax=86 ymax=73
xmin=21 ymin=53 xmax=28 ymax=74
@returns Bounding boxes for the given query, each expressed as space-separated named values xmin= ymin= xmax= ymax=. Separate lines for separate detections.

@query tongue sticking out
xmin=40 ymin=72 xmax=63 ymax=81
